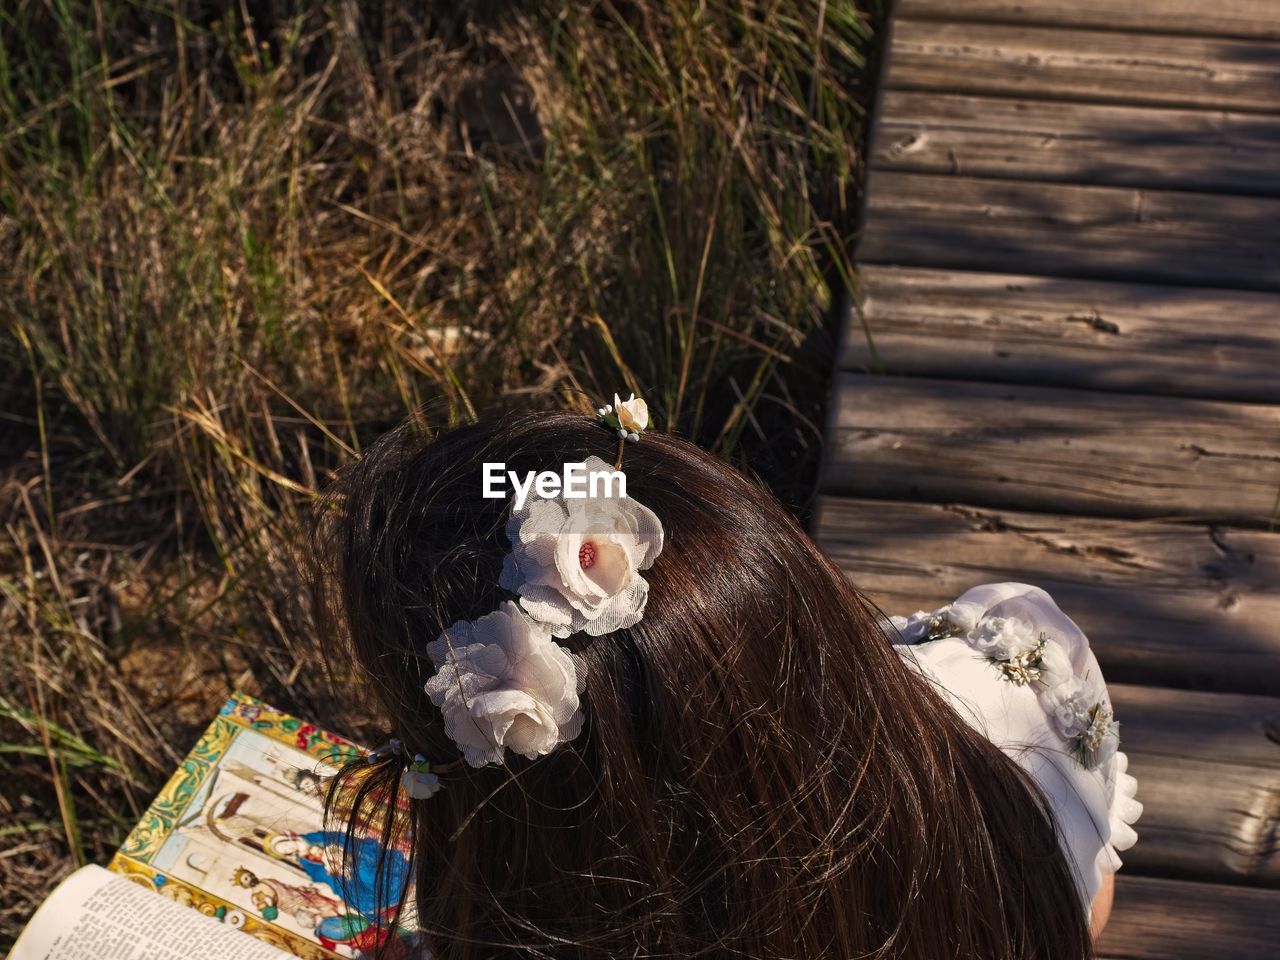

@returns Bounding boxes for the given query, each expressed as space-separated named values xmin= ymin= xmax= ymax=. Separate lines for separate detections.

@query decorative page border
xmin=116 ymin=692 xmax=364 ymax=863
xmin=106 ymin=853 xmax=340 ymax=960
xmin=217 ymin=692 xmax=364 ymax=767
xmin=116 ymin=714 xmax=238 ymax=861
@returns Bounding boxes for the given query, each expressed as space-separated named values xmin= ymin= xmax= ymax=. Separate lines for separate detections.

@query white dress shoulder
xmin=884 ymin=582 xmax=1143 ymax=920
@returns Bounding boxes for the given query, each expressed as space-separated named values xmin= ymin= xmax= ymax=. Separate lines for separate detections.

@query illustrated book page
xmin=9 ymin=863 xmax=295 ymax=960
xmin=102 ymin=691 xmax=413 ymax=959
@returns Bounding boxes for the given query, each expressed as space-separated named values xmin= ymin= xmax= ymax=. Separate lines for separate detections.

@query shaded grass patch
xmin=0 ymin=0 xmax=883 ymax=941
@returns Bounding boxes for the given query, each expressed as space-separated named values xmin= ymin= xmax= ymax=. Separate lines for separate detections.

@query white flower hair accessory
xmin=361 ymin=737 xmax=451 ymax=800
xmin=597 ymin=393 xmax=649 ymax=442
xmin=420 ymin=395 xmax=664 ymax=774
xmin=402 ymin=754 xmax=443 ymax=799
xmin=425 ymin=601 xmax=587 ymax=768
xmin=499 ymin=455 xmax=664 ymax=638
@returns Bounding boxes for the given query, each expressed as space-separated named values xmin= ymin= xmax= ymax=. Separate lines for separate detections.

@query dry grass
xmin=0 ymin=0 xmax=881 ymax=943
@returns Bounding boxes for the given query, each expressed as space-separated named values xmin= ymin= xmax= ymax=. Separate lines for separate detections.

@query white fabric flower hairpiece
xmin=421 ymin=397 xmax=664 ymax=772
xmin=425 ymin=601 xmax=587 ymax=768
xmin=500 ymin=455 xmax=664 ymax=638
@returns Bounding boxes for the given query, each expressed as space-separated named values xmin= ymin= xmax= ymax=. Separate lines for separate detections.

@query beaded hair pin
xmin=597 ymin=392 xmax=648 ymax=469
xmin=364 ymin=738 xmax=459 ymax=800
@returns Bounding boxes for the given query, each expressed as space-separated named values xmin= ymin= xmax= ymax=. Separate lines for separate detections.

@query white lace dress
xmin=885 ymin=582 xmax=1143 ymax=921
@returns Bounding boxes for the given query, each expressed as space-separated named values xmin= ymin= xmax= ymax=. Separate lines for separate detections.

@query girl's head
xmin=311 ymin=411 xmax=1092 ymax=959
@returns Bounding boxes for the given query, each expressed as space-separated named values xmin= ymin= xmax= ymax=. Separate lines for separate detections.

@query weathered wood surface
xmin=815 ymin=497 xmax=1280 ymax=694
xmin=822 ymin=1 xmax=1280 ymax=952
xmin=1109 ymin=684 xmax=1280 ymax=886
xmin=823 ymin=374 xmax=1280 ymax=522
xmin=1097 ymin=876 xmax=1280 ymax=960
xmin=858 ymin=173 xmax=1280 ymax=291
xmin=896 ymin=0 xmax=1280 ymax=40
xmin=870 ymin=93 xmax=1280 ymax=195
xmin=844 ymin=266 xmax=1280 ymax=402
xmin=885 ymin=20 xmax=1280 ymax=113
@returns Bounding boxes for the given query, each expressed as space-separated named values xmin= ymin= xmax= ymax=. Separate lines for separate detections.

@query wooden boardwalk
xmin=814 ymin=2 xmax=1280 ymax=956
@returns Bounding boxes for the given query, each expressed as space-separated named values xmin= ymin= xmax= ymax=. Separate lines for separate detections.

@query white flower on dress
xmin=499 ymin=455 xmax=664 ymax=638
xmin=966 ymin=616 xmax=1058 ymax=685
xmin=1039 ymin=673 xmax=1118 ymax=769
xmin=424 ymin=601 xmax=586 ymax=768
xmin=939 ymin=600 xmax=984 ymax=636
xmin=969 ymin=616 xmax=1041 ymax=661
xmin=1042 ymin=675 xmax=1094 ymax=738
xmin=887 ymin=610 xmax=936 ymax=642
xmin=1035 ymin=637 xmax=1076 ymax=689
xmin=1039 ymin=670 xmax=1100 ymax=742
xmin=996 ymin=645 xmax=1044 ymax=686
xmin=888 ymin=600 xmax=983 ymax=643
xmin=1077 ymin=703 xmax=1120 ymax=769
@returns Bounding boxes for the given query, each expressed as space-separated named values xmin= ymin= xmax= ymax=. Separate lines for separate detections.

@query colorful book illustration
xmin=11 ymin=692 xmax=415 ymax=960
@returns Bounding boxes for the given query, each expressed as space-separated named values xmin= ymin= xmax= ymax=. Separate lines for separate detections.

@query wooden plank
xmin=1112 ymin=689 xmax=1280 ymax=885
xmin=1109 ymin=684 xmax=1280 ymax=887
xmin=885 ymin=20 xmax=1280 ymax=113
xmin=843 ymin=266 xmax=1280 ymax=403
xmin=858 ymin=172 xmax=1280 ymax=291
xmin=812 ymin=497 xmax=1280 ymax=694
xmin=823 ymin=373 xmax=1280 ymax=522
xmin=870 ymin=92 xmax=1280 ymax=195
xmin=1098 ymin=875 xmax=1280 ymax=960
xmin=897 ymin=0 xmax=1280 ymax=41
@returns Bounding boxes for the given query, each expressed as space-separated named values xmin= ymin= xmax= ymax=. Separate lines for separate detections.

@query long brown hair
xmin=309 ymin=411 xmax=1093 ymax=959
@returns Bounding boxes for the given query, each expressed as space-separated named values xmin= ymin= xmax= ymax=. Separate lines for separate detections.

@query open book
xmin=11 ymin=692 xmax=415 ymax=960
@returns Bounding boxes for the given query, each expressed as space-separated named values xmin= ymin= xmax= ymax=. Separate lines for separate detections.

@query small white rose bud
xmin=613 ymin=393 xmax=649 ymax=432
